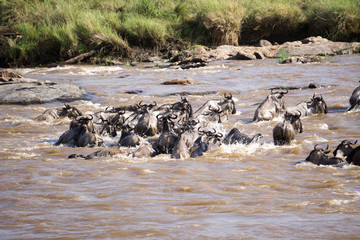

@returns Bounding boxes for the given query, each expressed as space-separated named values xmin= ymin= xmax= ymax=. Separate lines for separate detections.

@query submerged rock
xmin=0 ymin=70 xmax=88 ymax=104
xmin=161 ymin=77 xmax=194 ymax=85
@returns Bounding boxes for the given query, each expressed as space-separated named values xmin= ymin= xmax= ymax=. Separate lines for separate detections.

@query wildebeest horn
xmin=324 ymin=144 xmax=331 ymax=154
xmin=320 ymin=94 xmax=323 ymax=100
xmin=149 ymin=101 xmax=157 ymax=108
xmin=224 ymin=92 xmax=232 ymax=99
xmin=351 ymin=140 xmax=358 ymax=145
xmin=64 ymin=103 xmax=71 ymax=109
xmin=312 ymin=94 xmax=315 ymax=100
xmin=283 ymin=89 xmax=289 ymax=94
xmin=181 ymin=97 xmax=188 ymax=102
xmin=216 ymin=132 xmax=223 ymax=138
xmin=314 ymin=144 xmax=320 ymax=150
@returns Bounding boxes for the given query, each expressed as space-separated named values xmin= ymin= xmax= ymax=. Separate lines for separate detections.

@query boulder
xmin=258 ymin=39 xmax=272 ymax=47
xmin=0 ymin=70 xmax=88 ymax=104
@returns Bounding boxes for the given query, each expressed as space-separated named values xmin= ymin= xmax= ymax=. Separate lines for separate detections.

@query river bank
xmin=1 ymin=0 xmax=360 ymax=67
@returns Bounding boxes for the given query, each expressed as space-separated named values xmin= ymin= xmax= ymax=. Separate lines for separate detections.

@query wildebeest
xmin=171 ymin=131 xmax=191 ymax=159
xmin=55 ymin=115 xmax=100 ymax=147
xmin=273 ymin=111 xmax=302 ymax=145
xmin=189 ymin=128 xmax=223 ymax=158
xmin=304 ymin=144 xmax=343 ymax=165
xmin=118 ymin=124 xmax=144 ymax=147
xmin=35 ymin=103 xmax=82 ymax=121
xmin=132 ymin=142 xmax=156 ymax=158
xmin=333 ymin=140 xmax=358 ymax=158
xmin=134 ymin=101 xmax=158 ymax=137
xmin=156 ymin=97 xmax=193 ymax=128
xmin=192 ymin=93 xmax=236 ymax=124
xmin=93 ymin=108 xmax=126 ymax=137
xmin=348 ymin=82 xmax=360 ymax=111
xmin=345 ymin=146 xmax=360 ymax=166
xmin=223 ymin=128 xmax=262 ymax=145
xmin=333 ymin=140 xmax=360 ymax=166
xmin=156 ymin=115 xmax=179 ymax=154
xmin=286 ymin=94 xmax=328 ymax=117
xmin=176 ymin=120 xmax=200 ymax=148
xmin=253 ymin=89 xmax=288 ymax=122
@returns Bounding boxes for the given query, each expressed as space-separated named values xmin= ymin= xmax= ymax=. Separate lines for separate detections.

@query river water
xmin=1 ymin=55 xmax=360 ymax=239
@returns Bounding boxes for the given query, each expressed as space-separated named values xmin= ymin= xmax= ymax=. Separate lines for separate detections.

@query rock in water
xmin=0 ymin=70 xmax=88 ymax=104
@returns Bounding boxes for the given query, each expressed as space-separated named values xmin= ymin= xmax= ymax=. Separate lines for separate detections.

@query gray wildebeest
xmin=134 ymin=101 xmax=158 ymax=137
xmin=156 ymin=114 xmax=179 ymax=154
xmin=273 ymin=111 xmax=303 ymax=145
xmin=192 ymin=93 xmax=236 ymax=124
xmin=55 ymin=115 xmax=100 ymax=147
xmin=189 ymin=128 xmax=223 ymax=158
xmin=253 ymin=89 xmax=288 ymax=122
xmin=118 ymin=124 xmax=145 ymax=147
xmin=286 ymin=94 xmax=328 ymax=117
xmin=348 ymin=81 xmax=360 ymax=111
xmin=171 ymin=131 xmax=191 ymax=159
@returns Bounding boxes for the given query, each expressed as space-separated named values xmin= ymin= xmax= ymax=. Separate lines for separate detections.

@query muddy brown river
xmin=1 ymin=55 xmax=360 ymax=239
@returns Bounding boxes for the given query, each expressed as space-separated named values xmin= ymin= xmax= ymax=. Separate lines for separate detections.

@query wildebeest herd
xmin=35 ymin=82 xmax=360 ymax=166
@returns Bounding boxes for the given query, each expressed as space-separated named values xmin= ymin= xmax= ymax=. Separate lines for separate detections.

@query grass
xmin=1 ymin=0 xmax=359 ymax=66
xmin=277 ymin=47 xmax=291 ymax=64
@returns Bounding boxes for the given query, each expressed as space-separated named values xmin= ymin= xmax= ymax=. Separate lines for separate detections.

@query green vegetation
xmin=1 ymin=0 xmax=359 ymax=66
xmin=277 ymin=47 xmax=291 ymax=64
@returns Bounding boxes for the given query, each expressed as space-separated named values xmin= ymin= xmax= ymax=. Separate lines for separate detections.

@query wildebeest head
xmin=270 ymin=89 xmax=288 ymax=108
xmin=157 ymin=114 xmax=177 ymax=133
xmin=223 ymin=93 xmax=236 ymax=114
xmin=333 ymin=140 xmax=357 ymax=157
xmin=98 ymin=110 xmax=126 ymax=137
xmin=78 ymin=115 xmax=95 ymax=133
xmin=135 ymin=101 xmax=158 ymax=136
xmin=204 ymin=105 xmax=224 ymax=123
xmin=308 ymin=94 xmax=328 ymax=114
xmin=172 ymin=97 xmax=193 ymax=118
xmin=199 ymin=128 xmax=223 ymax=147
xmin=59 ymin=103 xmax=82 ymax=119
xmin=285 ymin=111 xmax=303 ymax=133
